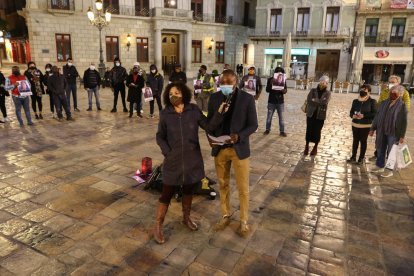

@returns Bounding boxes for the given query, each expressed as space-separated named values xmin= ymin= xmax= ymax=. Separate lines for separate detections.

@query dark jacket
xmin=169 ymin=71 xmax=187 ymax=84
xmin=126 ymin=73 xmax=145 ymax=102
xmin=47 ymin=74 xmax=67 ymax=95
xmin=103 ymin=71 xmax=111 ymax=88
xmin=196 ymin=73 xmax=214 ymax=93
xmin=349 ymin=97 xmax=377 ymax=125
xmin=24 ymin=69 xmax=45 ymax=95
xmin=207 ymin=88 xmax=258 ymax=160
xmin=240 ymin=75 xmax=263 ymax=98
xmin=147 ymin=72 xmax=164 ymax=96
xmin=42 ymin=71 xmax=53 ymax=94
xmin=156 ymin=104 xmax=223 ymax=186
xmin=265 ymin=77 xmax=287 ymax=104
xmin=0 ymin=72 xmax=7 ymax=96
xmin=306 ymin=88 xmax=331 ymax=120
xmin=110 ymin=65 xmax=128 ymax=86
xmin=83 ymin=69 xmax=101 ymax=89
xmin=63 ymin=64 xmax=79 ymax=85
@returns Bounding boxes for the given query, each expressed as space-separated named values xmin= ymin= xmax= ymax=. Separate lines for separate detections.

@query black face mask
xmin=29 ymin=66 xmax=36 ymax=70
xmin=199 ymin=69 xmax=203 ymax=74
xmin=12 ymin=71 xmax=20 ymax=76
xmin=359 ymin=90 xmax=368 ymax=97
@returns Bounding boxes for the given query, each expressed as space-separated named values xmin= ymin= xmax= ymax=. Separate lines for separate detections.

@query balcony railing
xmin=250 ymin=28 xmax=351 ymax=40
xmin=364 ymin=35 xmax=377 ymax=43
xmin=296 ymin=30 xmax=308 ymax=37
xmin=363 ymin=32 xmax=409 ymax=46
xmin=46 ymin=0 xmax=75 ymax=11
xmin=215 ymin=16 xmax=234 ymax=24
xmin=192 ymin=13 xmax=234 ymax=24
xmin=389 ymin=35 xmax=404 ymax=43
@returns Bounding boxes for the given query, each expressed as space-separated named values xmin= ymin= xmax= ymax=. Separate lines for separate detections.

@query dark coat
xmin=306 ymin=88 xmax=331 ymax=120
xmin=110 ymin=66 xmax=128 ymax=86
xmin=83 ymin=69 xmax=101 ymax=89
xmin=126 ymin=73 xmax=145 ymax=102
xmin=349 ymin=97 xmax=377 ymax=125
xmin=265 ymin=77 xmax=287 ymax=104
xmin=47 ymin=74 xmax=67 ymax=95
xmin=63 ymin=65 xmax=79 ymax=85
xmin=147 ymin=72 xmax=164 ymax=96
xmin=169 ymin=71 xmax=187 ymax=84
xmin=207 ymin=89 xmax=258 ymax=160
xmin=156 ymin=104 xmax=223 ymax=186
xmin=24 ymin=69 xmax=45 ymax=95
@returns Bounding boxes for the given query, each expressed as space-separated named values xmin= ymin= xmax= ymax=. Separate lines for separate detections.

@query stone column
xmin=186 ymin=30 xmax=192 ymax=78
xmin=154 ymin=28 xmax=162 ymax=72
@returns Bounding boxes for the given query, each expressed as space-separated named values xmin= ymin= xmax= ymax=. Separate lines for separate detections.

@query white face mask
xmin=90 ymin=66 xmax=95 ymax=70
xmin=151 ymin=70 xmax=156 ymax=73
xmin=46 ymin=68 xmax=51 ymax=72
xmin=68 ymin=62 xmax=73 ymax=66
xmin=116 ymin=62 xmax=120 ymax=66
xmin=389 ymin=83 xmax=396 ymax=89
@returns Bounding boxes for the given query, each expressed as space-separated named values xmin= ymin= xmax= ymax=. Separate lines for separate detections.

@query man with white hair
xmin=83 ymin=62 xmax=102 ymax=111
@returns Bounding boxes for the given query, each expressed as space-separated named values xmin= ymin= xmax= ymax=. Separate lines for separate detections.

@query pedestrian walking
xmin=110 ymin=57 xmax=128 ymax=113
xmin=195 ymin=65 xmax=215 ymax=114
xmin=153 ymin=82 xmax=226 ymax=244
xmin=63 ymin=58 xmax=80 ymax=112
xmin=48 ymin=66 xmax=73 ymax=121
xmin=42 ymin=63 xmax=56 ymax=118
xmin=126 ymin=64 xmax=145 ymax=118
xmin=240 ymin=65 xmax=263 ymax=129
xmin=0 ymin=71 xmax=10 ymax=123
xmin=347 ymin=84 xmax=377 ymax=165
xmin=83 ymin=63 xmax=102 ymax=111
xmin=370 ymin=85 xmax=407 ymax=178
xmin=264 ymin=67 xmax=287 ymax=136
xmin=147 ymin=64 xmax=163 ymax=118
xmin=207 ymin=69 xmax=258 ymax=237
xmin=169 ymin=64 xmax=187 ymax=84
xmin=24 ymin=61 xmax=45 ymax=119
xmin=304 ymin=75 xmax=332 ymax=156
xmin=4 ymin=66 xmax=34 ymax=126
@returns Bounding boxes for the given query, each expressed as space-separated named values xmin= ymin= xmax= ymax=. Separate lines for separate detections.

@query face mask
xmin=29 ymin=66 xmax=36 ymax=70
xmin=390 ymin=93 xmax=399 ymax=101
xmin=359 ymin=90 xmax=367 ymax=97
xmin=90 ymin=66 xmax=95 ymax=70
xmin=12 ymin=71 xmax=20 ymax=76
xmin=116 ymin=62 xmax=120 ymax=67
xmin=169 ymin=95 xmax=182 ymax=106
xmin=319 ymin=84 xmax=327 ymax=90
xmin=151 ymin=69 xmax=156 ymax=73
xmin=389 ymin=83 xmax=396 ymax=89
xmin=133 ymin=70 xmax=139 ymax=74
xmin=199 ymin=69 xmax=203 ymax=74
xmin=68 ymin=63 xmax=73 ymax=66
xmin=221 ymin=85 xmax=234 ymax=96
xmin=46 ymin=68 xmax=51 ymax=72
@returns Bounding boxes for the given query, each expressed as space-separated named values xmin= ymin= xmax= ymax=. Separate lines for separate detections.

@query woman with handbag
xmin=347 ymin=84 xmax=377 ymax=165
xmin=304 ymin=75 xmax=332 ymax=156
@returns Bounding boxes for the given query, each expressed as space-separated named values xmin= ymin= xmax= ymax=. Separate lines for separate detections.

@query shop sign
xmin=408 ymin=0 xmax=414 ymax=9
xmin=390 ymin=0 xmax=408 ymax=9
xmin=375 ymin=50 xmax=389 ymax=58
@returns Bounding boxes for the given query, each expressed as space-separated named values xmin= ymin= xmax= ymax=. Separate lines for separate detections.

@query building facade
xmin=251 ymin=0 xmax=357 ymax=81
xmin=355 ymin=0 xmax=414 ymax=84
xmin=20 ymin=0 xmax=257 ymax=77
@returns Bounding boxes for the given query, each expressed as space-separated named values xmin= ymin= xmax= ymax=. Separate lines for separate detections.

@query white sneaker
xmin=3 ymin=117 xmax=10 ymax=122
xmin=140 ymin=109 xmax=144 ymax=114
xmin=371 ymin=166 xmax=385 ymax=173
xmin=381 ymin=170 xmax=394 ymax=178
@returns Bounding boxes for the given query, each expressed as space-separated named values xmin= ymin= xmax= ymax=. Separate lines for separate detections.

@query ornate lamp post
xmin=87 ymin=0 xmax=111 ymax=77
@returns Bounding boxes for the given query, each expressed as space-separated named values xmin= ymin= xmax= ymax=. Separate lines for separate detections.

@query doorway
xmin=162 ymin=34 xmax=179 ymax=76
xmin=315 ymin=50 xmax=340 ymax=80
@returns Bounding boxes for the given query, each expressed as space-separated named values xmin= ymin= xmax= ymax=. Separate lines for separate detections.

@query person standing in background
xmin=83 ymin=63 xmax=102 ymax=111
xmin=24 ymin=61 xmax=45 ymax=119
xmin=110 ymin=57 xmax=128 ymax=113
xmin=63 ymin=58 xmax=80 ymax=112
xmin=147 ymin=64 xmax=164 ymax=118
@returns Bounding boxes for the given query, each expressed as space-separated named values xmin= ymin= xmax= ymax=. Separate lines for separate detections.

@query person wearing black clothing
xmin=126 ymin=65 xmax=145 ymax=118
xmin=24 ymin=61 xmax=45 ymax=119
xmin=103 ymin=67 xmax=111 ymax=88
xmin=147 ymin=64 xmax=163 ymax=118
xmin=0 ymin=71 xmax=9 ymax=123
xmin=110 ymin=57 xmax=128 ymax=112
xmin=169 ymin=64 xmax=187 ymax=84
xmin=47 ymin=66 xmax=73 ymax=121
xmin=264 ymin=67 xmax=287 ymax=136
xmin=207 ymin=69 xmax=258 ymax=238
xmin=304 ymin=75 xmax=332 ymax=156
xmin=42 ymin=63 xmax=55 ymax=117
xmin=83 ymin=63 xmax=102 ymax=111
xmin=347 ymin=84 xmax=377 ymax=165
xmin=63 ymin=58 xmax=80 ymax=111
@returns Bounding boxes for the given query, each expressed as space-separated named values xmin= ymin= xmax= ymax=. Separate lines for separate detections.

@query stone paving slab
xmin=0 ymin=87 xmax=413 ymax=275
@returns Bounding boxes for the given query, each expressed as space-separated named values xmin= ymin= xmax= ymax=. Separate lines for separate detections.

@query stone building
xmin=251 ymin=0 xmax=357 ymax=81
xmin=355 ymin=0 xmax=414 ymax=84
xmin=20 ymin=0 xmax=257 ymax=77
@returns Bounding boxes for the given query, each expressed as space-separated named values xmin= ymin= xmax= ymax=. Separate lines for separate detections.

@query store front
xmin=264 ymin=48 xmax=311 ymax=77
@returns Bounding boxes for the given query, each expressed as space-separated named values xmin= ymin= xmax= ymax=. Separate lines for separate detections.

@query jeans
xmin=65 ymin=83 xmax=78 ymax=110
xmin=150 ymin=95 xmax=162 ymax=115
xmin=376 ymin=135 xmax=398 ymax=168
xmin=12 ymin=96 xmax=32 ymax=125
xmin=113 ymin=83 xmax=127 ymax=110
xmin=196 ymin=92 xmax=210 ymax=113
xmin=54 ymin=94 xmax=71 ymax=119
xmin=87 ymin=87 xmax=101 ymax=109
xmin=265 ymin=103 xmax=285 ymax=133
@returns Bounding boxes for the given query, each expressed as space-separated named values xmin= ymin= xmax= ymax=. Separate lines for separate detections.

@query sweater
xmin=349 ymin=97 xmax=377 ymax=128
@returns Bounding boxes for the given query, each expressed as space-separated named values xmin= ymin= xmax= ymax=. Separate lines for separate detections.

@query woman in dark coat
xmin=24 ymin=61 xmax=45 ymax=119
xmin=126 ymin=65 xmax=145 ymax=118
xmin=147 ymin=64 xmax=164 ymax=118
xmin=304 ymin=75 xmax=332 ymax=156
xmin=154 ymin=82 xmax=226 ymax=244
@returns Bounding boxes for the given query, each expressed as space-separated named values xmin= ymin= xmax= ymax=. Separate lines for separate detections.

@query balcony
xmin=192 ymin=13 xmax=234 ymax=24
xmin=106 ymin=5 xmax=151 ymax=17
xmin=296 ymin=31 xmax=308 ymax=37
xmin=389 ymin=35 xmax=404 ymax=44
xmin=363 ymin=32 xmax=409 ymax=46
xmin=152 ymin=7 xmax=193 ymax=20
xmin=39 ymin=0 xmax=75 ymax=12
xmin=365 ymin=35 xmax=377 ymax=44
xmin=250 ymin=28 xmax=351 ymax=41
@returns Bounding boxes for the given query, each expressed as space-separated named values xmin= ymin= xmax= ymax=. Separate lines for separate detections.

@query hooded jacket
xmin=147 ymin=65 xmax=164 ymax=96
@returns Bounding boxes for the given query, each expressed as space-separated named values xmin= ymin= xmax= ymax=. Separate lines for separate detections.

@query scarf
xmin=30 ymin=69 xmax=43 ymax=96
xmin=374 ymin=97 xmax=403 ymax=149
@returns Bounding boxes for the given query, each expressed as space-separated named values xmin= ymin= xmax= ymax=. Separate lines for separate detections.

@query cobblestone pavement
xmin=0 ymin=86 xmax=413 ymax=275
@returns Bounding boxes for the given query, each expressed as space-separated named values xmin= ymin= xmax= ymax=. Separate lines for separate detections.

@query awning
xmin=352 ymin=47 xmax=413 ymax=64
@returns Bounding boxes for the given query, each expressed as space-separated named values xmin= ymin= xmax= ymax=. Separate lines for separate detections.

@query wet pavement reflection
xmin=0 ymin=87 xmax=413 ymax=275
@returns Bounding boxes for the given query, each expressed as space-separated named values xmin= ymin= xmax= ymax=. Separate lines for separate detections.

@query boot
xmin=153 ymin=203 xmax=168 ymax=244
xmin=182 ymin=195 xmax=198 ymax=231
xmin=304 ymin=143 xmax=309 ymax=155
xmin=310 ymin=144 xmax=318 ymax=156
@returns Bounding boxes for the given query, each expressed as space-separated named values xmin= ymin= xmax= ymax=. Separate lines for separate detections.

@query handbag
xmin=301 ymin=100 xmax=308 ymax=113
xmin=385 ymin=144 xmax=398 ymax=170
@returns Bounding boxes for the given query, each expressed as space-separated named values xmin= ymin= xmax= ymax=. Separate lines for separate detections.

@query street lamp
xmin=87 ymin=0 xmax=111 ymax=77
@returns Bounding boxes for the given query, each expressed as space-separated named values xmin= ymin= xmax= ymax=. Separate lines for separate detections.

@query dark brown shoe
xmin=153 ymin=203 xmax=168 ymax=244
xmin=182 ymin=195 xmax=198 ymax=231
xmin=310 ymin=146 xmax=318 ymax=156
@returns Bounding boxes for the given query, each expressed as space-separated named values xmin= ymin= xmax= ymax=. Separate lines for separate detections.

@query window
xmin=106 ymin=36 xmax=119 ymax=62
xmin=296 ymin=8 xmax=310 ymax=35
xmin=365 ymin=18 xmax=379 ymax=43
xmin=325 ymin=7 xmax=340 ymax=34
xmin=191 ymin=0 xmax=203 ymax=20
xmin=270 ymin=9 xmax=282 ymax=35
xmin=50 ymin=0 xmax=70 ymax=10
xmin=55 ymin=34 xmax=72 ymax=62
xmin=136 ymin=37 xmax=148 ymax=62
xmin=164 ymin=0 xmax=177 ymax=8
xmin=135 ymin=0 xmax=149 ymax=16
xmin=215 ymin=42 xmax=225 ymax=63
xmin=243 ymin=44 xmax=248 ymax=64
xmin=192 ymin=40 xmax=202 ymax=63
xmin=104 ymin=0 xmax=119 ymax=14
xmin=216 ymin=0 xmax=227 ymax=23
xmin=390 ymin=18 xmax=406 ymax=43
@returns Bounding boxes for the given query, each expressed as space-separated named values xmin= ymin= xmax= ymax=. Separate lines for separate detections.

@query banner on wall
xmin=390 ymin=0 xmax=408 ymax=9
xmin=408 ymin=0 xmax=414 ymax=9
xmin=365 ymin=0 xmax=382 ymax=8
